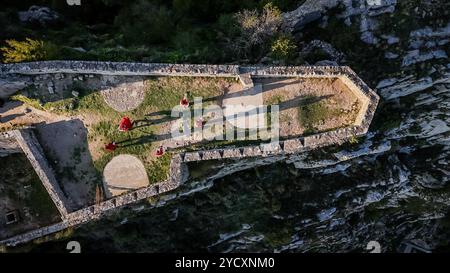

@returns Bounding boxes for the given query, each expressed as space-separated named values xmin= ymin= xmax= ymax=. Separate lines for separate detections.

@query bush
xmin=231 ymin=3 xmax=282 ymax=60
xmin=1 ymin=38 xmax=60 ymax=63
xmin=115 ymin=0 xmax=175 ymax=45
xmin=89 ymin=47 xmax=136 ymax=62
xmin=270 ymin=34 xmax=297 ymax=62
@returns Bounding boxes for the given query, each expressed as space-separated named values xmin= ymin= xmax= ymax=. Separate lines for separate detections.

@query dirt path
xmin=0 ymin=101 xmax=66 ymax=131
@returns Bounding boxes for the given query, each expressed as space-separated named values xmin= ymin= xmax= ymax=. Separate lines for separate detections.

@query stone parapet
xmin=12 ymin=129 xmax=71 ymax=216
xmin=0 ymin=61 xmax=239 ymax=77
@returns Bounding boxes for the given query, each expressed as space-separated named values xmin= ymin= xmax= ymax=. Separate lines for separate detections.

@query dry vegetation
xmin=260 ymin=77 xmax=361 ymax=137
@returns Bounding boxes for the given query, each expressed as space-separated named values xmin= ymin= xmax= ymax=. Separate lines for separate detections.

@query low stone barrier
xmin=12 ymin=129 xmax=71 ymax=217
xmin=0 ymin=61 xmax=239 ymax=77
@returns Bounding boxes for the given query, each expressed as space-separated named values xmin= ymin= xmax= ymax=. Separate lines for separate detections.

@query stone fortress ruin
xmin=0 ymin=61 xmax=379 ymax=246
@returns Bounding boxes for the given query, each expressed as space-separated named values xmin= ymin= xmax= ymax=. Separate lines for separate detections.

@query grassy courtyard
xmin=7 ymin=74 xmax=363 ymax=206
xmin=15 ymin=76 xmax=234 ymax=185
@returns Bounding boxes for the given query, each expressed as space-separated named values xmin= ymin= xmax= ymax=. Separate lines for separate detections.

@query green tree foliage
xmin=0 ymin=38 xmax=60 ymax=63
xmin=1 ymin=0 xmax=299 ymax=64
xmin=231 ymin=3 xmax=282 ymax=60
xmin=270 ymin=34 xmax=297 ymax=62
xmin=172 ymin=0 xmax=258 ymax=22
xmin=115 ymin=0 xmax=175 ymax=45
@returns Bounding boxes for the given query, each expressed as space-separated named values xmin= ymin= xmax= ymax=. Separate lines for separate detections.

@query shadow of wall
xmin=34 ymin=119 xmax=100 ymax=210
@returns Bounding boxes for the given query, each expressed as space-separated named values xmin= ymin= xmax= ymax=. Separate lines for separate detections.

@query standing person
xmin=118 ymin=116 xmax=133 ymax=132
xmin=105 ymin=142 xmax=118 ymax=151
xmin=155 ymin=145 xmax=165 ymax=157
xmin=180 ymin=93 xmax=189 ymax=108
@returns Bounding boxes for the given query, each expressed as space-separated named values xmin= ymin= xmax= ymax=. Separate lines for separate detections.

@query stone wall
xmin=0 ymin=61 xmax=379 ymax=132
xmin=0 ymin=61 xmax=239 ymax=77
xmin=0 ymin=75 xmax=31 ymax=99
xmin=0 ymin=62 xmax=379 ymax=131
xmin=0 ymin=152 xmax=184 ymax=247
xmin=0 ymin=131 xmax=21 ymax=157
xmin=0 ymin=61 xmax=379 ymax=247
xmin=0 ymin=126 xmax=363 ymax=247
xmin=12 ymin=129 xmax=71 ymax=217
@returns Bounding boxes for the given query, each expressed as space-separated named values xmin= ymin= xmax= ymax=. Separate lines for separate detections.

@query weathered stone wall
xmin=0 ymin=76 xmax=31 ymax=98
xmin=0 ymin=61 xmax=379 ymax=131
xmin=0 ymin=131 xmax=21 ymax=157
xmin=0 ymin=61 xmax=239 ymax=77
xmin=0 ymin=126 xmax=364 ymax=247
xmin=12 ymin=129 xmax=71 ymax=217
xmin=0 ymin=62 xmax=379 ymax=130
xmin=0 ymin=153 xmax=184 ymax=247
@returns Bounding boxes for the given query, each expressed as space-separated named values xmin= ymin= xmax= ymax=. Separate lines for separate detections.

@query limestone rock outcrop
xmin=18 ymin=6 xmax=61 ymax=27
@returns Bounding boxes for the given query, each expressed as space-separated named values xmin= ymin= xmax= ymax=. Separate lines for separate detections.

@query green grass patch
xmin=298 ymin=96 xmax=337 ymax=132
xmin=10 ymin=94 xmax=45 ymax=110
xmin=142 ymin=76 xmax=232 ymax=113
xmin=44 ymin=92 xmax=117 ymax=117
xmin=82 ymin=77 xmax=229 ymax=183
xmin=265 ymin=94 xmax=285 ymax=106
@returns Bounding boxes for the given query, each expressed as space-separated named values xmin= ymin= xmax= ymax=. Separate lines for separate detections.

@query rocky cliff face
xmin=21 ymin=0 xmax=450 ymax=253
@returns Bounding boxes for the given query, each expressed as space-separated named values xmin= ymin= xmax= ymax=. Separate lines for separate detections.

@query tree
xmin=231 ymin=3 xmax=282 ymax=60
xmin=114 ymin=0 xmax=175 ymax=45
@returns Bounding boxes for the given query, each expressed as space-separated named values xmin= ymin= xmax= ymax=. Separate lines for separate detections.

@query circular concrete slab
xmin=103 ymin=154 xmax=149 ymax=198
xmin=101 ymin=81 xmax=145 ymax=112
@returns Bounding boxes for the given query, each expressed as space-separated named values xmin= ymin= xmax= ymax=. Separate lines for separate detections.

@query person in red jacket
xmin=180 ymin=93 xmax=189 ymax=108
xmin=118 ymin=116 xmax=133 ymax=132
xmin=155 ymin=145 xmax=165 ymax=157
xmin=104 ymin=142 xmax=118 ymax=152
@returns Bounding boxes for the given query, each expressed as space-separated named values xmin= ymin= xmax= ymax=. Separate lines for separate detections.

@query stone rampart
xmin=12 ymin=129 xmax=71 ymax=216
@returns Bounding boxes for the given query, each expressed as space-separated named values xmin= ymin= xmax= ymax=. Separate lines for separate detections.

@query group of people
xmin=104 ymin=116 xmax=166 ymax=157
xmin=104 ymin=116 xmax=133 ymax=152
xmin=104 ymin=94 xmax=192 ymax=157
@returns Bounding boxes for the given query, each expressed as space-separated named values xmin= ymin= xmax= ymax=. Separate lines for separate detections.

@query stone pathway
xmin=223 ymin=83 xmax=264 ymax=129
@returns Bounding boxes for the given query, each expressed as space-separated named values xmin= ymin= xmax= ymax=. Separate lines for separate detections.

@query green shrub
xmin=298 ymin=97 xmax=335 ymax=132
xmin=115 ymin=1 xmax=175 ymax=45
xmin=1 ymin=38 xmax=60 ymax=63
xmin=270 ymin=34 xmax=297 ymax=62
xmin=231 ymin=3 xmax=283 ymax=60
xmin=10 ymin=94 xmax=44 ymax=110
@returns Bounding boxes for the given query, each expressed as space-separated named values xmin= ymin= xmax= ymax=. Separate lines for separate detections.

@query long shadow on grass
xmin=116 ymin=132 xmax=173 ymax=147
xmin=199 ymin=78 xmax=332 ymax=103
xmin=117 ymin=95 xmax=332 ymax=148
xmin=136 ymin=94 xmax=332 ymax=130
xmin=133 ymin=116 xmax=178 ymax=129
